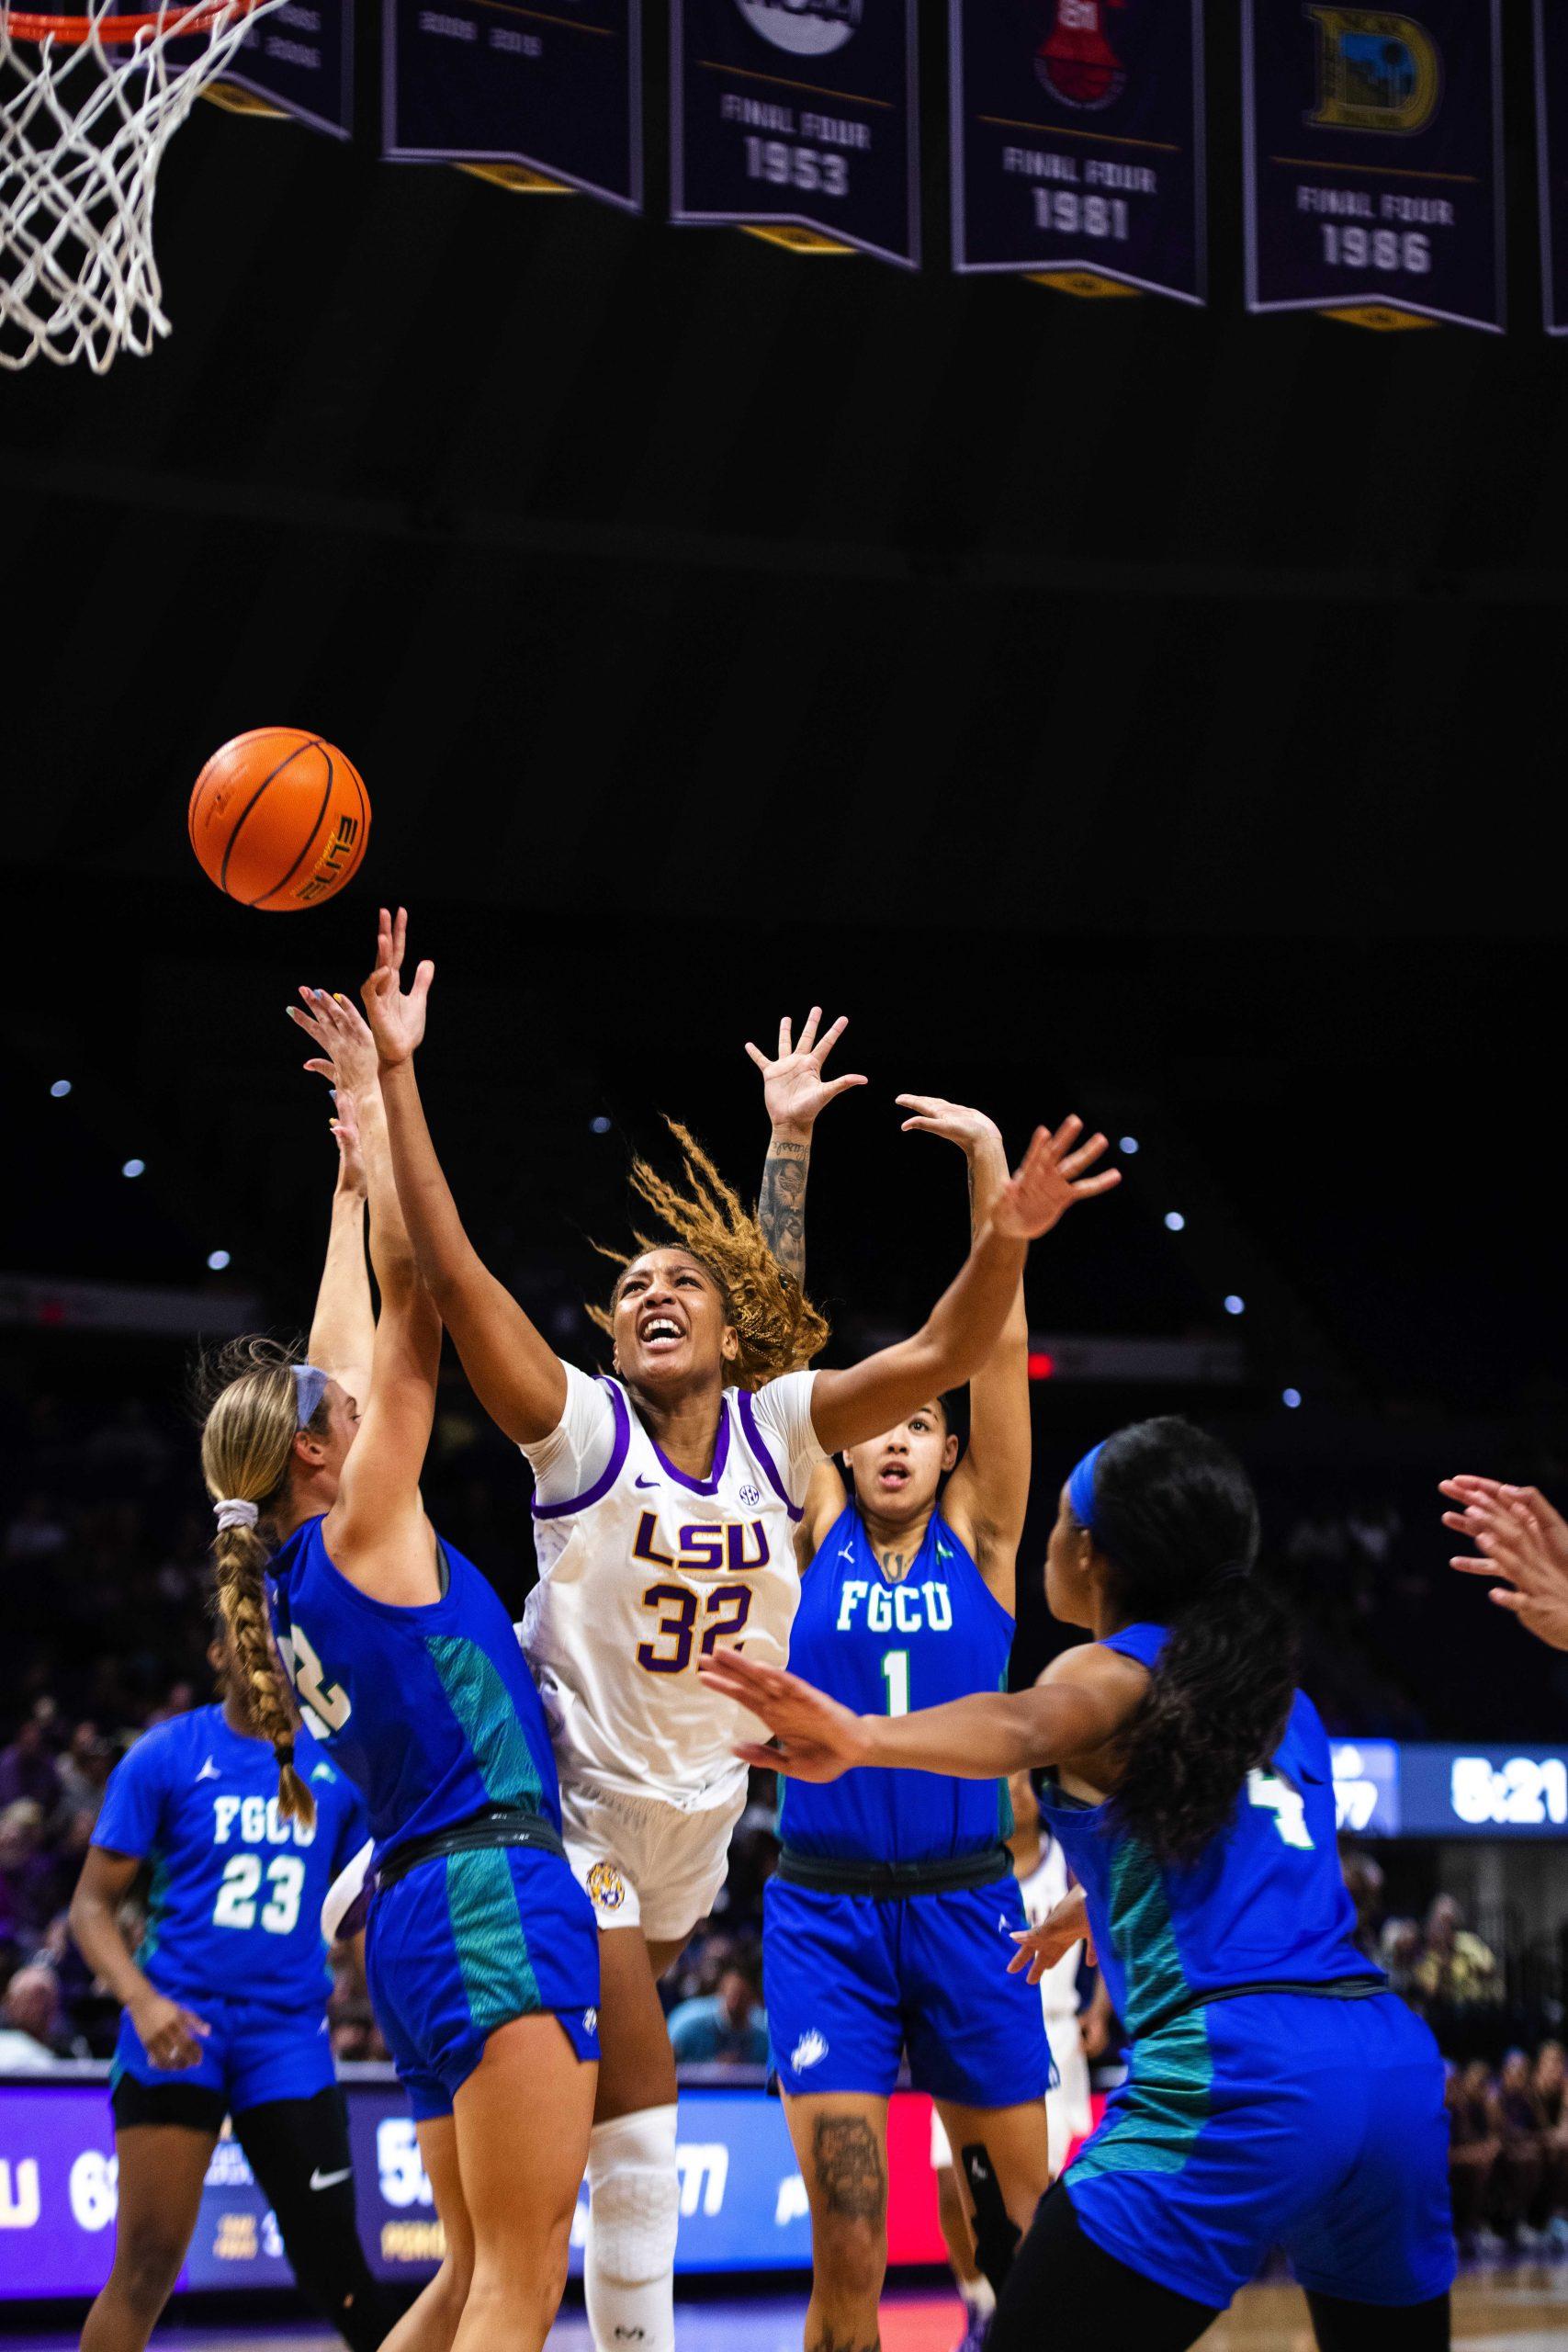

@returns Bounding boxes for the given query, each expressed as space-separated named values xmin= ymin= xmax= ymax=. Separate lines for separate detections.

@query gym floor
xmin=7 ymin=2274 xmax=1568 ymax=2352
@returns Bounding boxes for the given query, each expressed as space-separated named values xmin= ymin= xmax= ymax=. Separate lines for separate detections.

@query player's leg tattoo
xmin=813 ymin=2115 xmax=887 ymax=2224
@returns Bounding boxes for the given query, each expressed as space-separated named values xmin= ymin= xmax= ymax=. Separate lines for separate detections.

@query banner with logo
xmin=671 ymin=0 xmax=919 ymax=266
xmin=950 ymin=0 xmax=1206 ymax=303
xmin=383 ymin=0 xmax=641 ymax=209
xmin=221 ymin=0 xmax=353 ymax=136
xmin=1538 ymin=0 xmax=1568 ymax=334
xmin=1243 ymin=0 xmax=1505 ymax=331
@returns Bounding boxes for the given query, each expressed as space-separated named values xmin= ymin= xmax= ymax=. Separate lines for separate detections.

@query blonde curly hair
xmin=590 ymin=1120 xmax=829 ymax=1388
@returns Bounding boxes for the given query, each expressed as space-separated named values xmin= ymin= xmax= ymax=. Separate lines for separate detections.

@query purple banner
xmin=1243 ymin=0 xmax=1505 ymax=332
xmin=1538 ymin=0 xmax=1568 ymax=335
xmin=384 ymin=0 xmax=642 ymax=209
xmin=951 ymin=0 xmax=1206 ymax=305
xmin=671 ymin=0 xmax=919 ymax=268
xmin=222 ymin=0 xmax=353 ymax=137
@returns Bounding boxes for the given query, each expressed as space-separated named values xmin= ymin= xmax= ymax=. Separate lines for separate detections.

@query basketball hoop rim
xmin=1 ymin=0 xmax=266 ymax=44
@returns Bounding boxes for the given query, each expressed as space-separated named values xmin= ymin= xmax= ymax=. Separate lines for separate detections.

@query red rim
xmin=2 ymin=0 xmax=265 ymax=42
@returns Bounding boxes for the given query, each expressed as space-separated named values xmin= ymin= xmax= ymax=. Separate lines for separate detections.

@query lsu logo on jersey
xmin=587 ymin=1861 xmax=627 ymax=1914
xmin=1305 ymin=9 xmax=1441 ymax=137
xmin=631 ymin=1512 xmax=770 ymax=1576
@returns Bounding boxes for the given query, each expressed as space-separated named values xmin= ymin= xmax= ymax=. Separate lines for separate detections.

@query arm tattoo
xmin=758 ymin=1137 xmax=810 ymax=1288
xmin=813 ymin=2114 xmax=887 ymax=2224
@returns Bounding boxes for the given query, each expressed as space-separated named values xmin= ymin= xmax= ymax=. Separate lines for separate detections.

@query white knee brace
xmin=584 ymin=2104 xmax=680 ymax=2352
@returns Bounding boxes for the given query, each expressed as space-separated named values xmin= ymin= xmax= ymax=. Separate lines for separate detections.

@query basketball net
xmin=0 ymin=0 xmax=283 ymax=370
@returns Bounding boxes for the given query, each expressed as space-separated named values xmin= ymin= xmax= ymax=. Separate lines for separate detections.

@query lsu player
xmin=209 ymin=981 xmax=601 ymax=2352
xmin=702 ymin=1420 xmax=1456 ymax=2352
xmin=759 ymin=1097 xmax=1060 ymax=2352
xmin=357 ymin=908 xmax=1119 ymax=2352
xmin=68 ymin=1615 xmax=388 ymax=2352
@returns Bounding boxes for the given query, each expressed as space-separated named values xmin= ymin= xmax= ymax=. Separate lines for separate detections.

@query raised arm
xmin=747 ymin=1004 xmax=865 ymax=1297
xmin=360 ymin=908 xmax=569 ymax=1448
xmin=808 ymin=1117 xmax=1118 ymax=1456
xmin=896 ymin=1097 xmax=1030 ymax=1602
xmin=300 ymin=1082 xmax=376 ymax=1411
xmin=697 ymin=1639 xmax=1147 ymax=1783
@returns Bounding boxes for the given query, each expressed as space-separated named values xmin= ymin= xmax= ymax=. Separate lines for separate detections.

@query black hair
xmin=1077 ymin=1416 xmax=1297 ymax=1869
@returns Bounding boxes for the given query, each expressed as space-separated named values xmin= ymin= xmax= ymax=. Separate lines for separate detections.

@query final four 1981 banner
xmin=1244 ymin=2 xmax=1504 ymax=332
xmin=951 ymin=0 xmax=1206 ymax=303
xmin=1537 ymin=0 xmax=1568 ymax=335
xmin=672 ymin=0 xmax=919 ymax=267
xmin=384 ymin=0 xmax=641 ymax=208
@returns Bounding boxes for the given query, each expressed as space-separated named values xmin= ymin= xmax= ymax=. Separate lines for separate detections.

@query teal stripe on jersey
xmin=444 ymin=1849 xmax=540 ymax=2037
xmin=423 ymin=1634 xmax=544 ymax=1813
xmin=1107 ymin=1835 xmax=1189 ymax=2039
xmin=135 ymin=1851 xmax=172 ymax=1973
xmin=1068 ymin=2005 xmax=1213 ymax=2182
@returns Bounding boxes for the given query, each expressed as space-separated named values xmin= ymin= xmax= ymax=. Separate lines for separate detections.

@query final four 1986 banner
xmin=1244 ymin=2 xmax=1504 ymax=332
xmin=384 ymin=0 xmax=641 ymax=208
xmin=951 ymin=0 xmax=1206 ymax=303
xmin=672 ymin=0 xmax=919 ymax=267
xmin=1537 ymin=0 xmax=1568 ymax=335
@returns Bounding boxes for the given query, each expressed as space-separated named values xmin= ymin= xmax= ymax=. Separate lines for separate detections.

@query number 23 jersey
xmin=520 ymin=1367 xmax=825 ymax=1809
xmin=91 ymin=1703 xmax=369 ymax=2014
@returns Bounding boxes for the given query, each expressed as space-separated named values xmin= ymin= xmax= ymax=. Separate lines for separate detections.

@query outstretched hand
xmin=1440 ymin=1476 xmax=1568 ymax=1653
xmin=697 ymin=1650 xmax=871 ymax=1783
xmin=746 ymin=1009 xmax=866 ymax=1136
xmin=361 ymin=905 xmax=434 ymax=1069
xmin=895 ymin=1094 xmax=1004 ymax=1159
xmin=1007 ymin=1885 xmax=1094 ymax=1986
xmin=990 ymin=1116 xmax=1120 ymax=1242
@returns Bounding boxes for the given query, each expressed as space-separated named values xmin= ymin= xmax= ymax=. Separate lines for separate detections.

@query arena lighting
xmin=1026 ymin=1351 xmax=1057 ymax=1381
xmin=1164 ymin=1211 xmax=1185 ymax=1232
xmin=120 ymin=1158 xmax=145 ymax=1179
xmin=590 ymin=1116 xmax=612 ymax=1135
xmin=206 ymin=1250 xmax=231 ymax=1272
xmin=49 ymin=1079 xmax=71 ymax=1098
xmin=1224 ymin=1295 xmax=1246 ymax=1316
xmin=1283 ymin=1387 xmax=1303 ymax=1409
xmin=1119 ymin=1136 xmax=1139 ymax=1154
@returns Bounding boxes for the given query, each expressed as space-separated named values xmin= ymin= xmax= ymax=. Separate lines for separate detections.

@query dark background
xmin=3 ymin=1 xmax=1564 ymax=1738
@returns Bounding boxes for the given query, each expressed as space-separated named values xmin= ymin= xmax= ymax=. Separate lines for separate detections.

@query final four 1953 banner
xmin=222 ymin=0 xmax=352 ymax=135
xmin=384 ymin=0 xmax=641 ymax=209
xmin=951 ymin=0 xmax=1206 ymax=304
xmin=1244 ymin=2 xmax=1505 ymax=332
xmin=1538 ymin=0 xmax=1568 ymax=335
xmin=671 ymin=0 xmax=919 ymax=267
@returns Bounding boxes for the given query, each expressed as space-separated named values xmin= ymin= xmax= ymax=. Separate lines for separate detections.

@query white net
xmin=1 ymin=0 xmax=284 ymax=371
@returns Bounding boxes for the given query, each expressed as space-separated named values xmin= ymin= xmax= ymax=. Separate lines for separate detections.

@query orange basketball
xmin=188 ymin=728 xmax=370 ymax=912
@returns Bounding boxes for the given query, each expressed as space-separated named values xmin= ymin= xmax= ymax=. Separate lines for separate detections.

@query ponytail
xmin=197 ymin=1337 xmax=326 ymax=1829
xmin=1077 ymin=1418 xmax=1297 ymax=1869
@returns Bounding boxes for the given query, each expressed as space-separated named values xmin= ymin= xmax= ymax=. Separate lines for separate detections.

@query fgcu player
xmin=702 ymin=1420 xmax=1456 ymax=2352
xmin=358 ymin=909 xmax=1119 ymax=2352
xmin=759 ymin=1096 xmax=1055 ymax=2352
xmin=209 ymin=981 xmax=601 ymax=2352
xmin=68 ymin=1616 xmax=389 ymax=2352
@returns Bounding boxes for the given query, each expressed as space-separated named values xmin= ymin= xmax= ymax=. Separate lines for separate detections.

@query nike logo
xmin=196 ymin=1758 xmax=220 ymax=1781
xmin=310 ymin=2168 xmax=352 ymax=2191
xmin=635 ymin=1476 xmax=659 ymax=1490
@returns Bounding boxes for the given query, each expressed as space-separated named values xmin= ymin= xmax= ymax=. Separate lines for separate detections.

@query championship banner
xmin=950 ymin=0 xmax=1206 ymax=305
xmin=671 ymin=0 xmax=919 ymax=267
xmin=383 ymin=0 xmax=642 ymax=210
xmin=218 ymin=0 xmax=353 ymax=136
xmin=1537 ymin=0 xmax=1568 ymax=335
xmin=1243 ymin=1 xmax=1505 ymax=333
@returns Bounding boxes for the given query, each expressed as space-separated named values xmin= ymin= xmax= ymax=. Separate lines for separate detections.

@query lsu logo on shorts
xmin=587 ymin=1861 xmax=627 ymax=1914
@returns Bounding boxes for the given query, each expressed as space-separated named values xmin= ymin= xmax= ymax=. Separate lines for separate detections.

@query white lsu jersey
xmin=519 ymin=1365 xmax=825 ymax=1811
xmin=1019 ymin=1834 xmax=1083 ymax=2021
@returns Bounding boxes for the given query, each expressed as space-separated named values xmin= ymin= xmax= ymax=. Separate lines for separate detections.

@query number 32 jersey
xmin=520 ymin=1367 xmax=825 ymax=1810
xmin=91 ymin=1703 xmax=369 ymax=2014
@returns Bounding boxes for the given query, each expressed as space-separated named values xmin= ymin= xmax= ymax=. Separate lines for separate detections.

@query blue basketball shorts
xmin=367 ymin=1842 xmax=601 ymax=2121
xmin=112 ymin=1992 xmax=336 ymax=2116
xmin=1066 ymin=1987 xmax=1456 ymax=2309
xmin=764 ymin=1871 xmax=1054 ymax=2108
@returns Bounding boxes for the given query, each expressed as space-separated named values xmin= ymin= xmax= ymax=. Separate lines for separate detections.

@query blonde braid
xmin=589 ymin=1120 xmax=829 ymax=1387
xmin=198 ymin=1340 xmax=321 ymax=1829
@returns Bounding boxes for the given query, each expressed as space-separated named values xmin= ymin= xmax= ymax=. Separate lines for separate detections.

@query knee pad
xmin=584 ymin=2105 xmax=679 ymax=2352
xmin=961 ymin=2141 xmax=1021 ymax=2301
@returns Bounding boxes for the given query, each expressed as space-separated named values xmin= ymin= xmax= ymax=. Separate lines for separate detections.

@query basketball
xmin=188 ymin=728 xmax=370 ymax=912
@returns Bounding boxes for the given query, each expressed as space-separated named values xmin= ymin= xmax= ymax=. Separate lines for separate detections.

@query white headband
xmin=213 ymin=1498 xmax=259 ymax=1531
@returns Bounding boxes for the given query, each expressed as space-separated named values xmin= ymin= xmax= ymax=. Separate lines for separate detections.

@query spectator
xmin=1378 ymin=1917 xmax=1425 ymax=2002
xmin=0 ymin=1715 xmax=61 ymax=1813
xmin=1534 ymin=2042 xmax=1568 ymax=2246
xmin=53 ymin=1722 xmax=112 ymax=1827
xmin=1338 ymin=1849 xmax=1384 ymax=1962
xmin=667 ymin=1962 xmax=769 ymax=2068
xmin=1415 ymin=1894 xmax=1503 ymax=2012
xmin=1493 ymin=2047 xmax=1547 ymax=2247
xmin=0 ymin=1800 xmax=61 ymax=1959
xmin=0 ymin=1964 xmax=64 ymax=2072
xmin=1447 ymin=2059 xmax=1501 ymax=2256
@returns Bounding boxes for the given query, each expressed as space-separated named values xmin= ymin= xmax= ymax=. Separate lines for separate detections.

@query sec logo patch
xmin=587 ymin=1860 xmax=627 ymax=1913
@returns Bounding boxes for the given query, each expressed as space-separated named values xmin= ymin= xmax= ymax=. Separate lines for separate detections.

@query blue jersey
xmin=779 ymin=1504 xmax=1014 ymax=1865
xmin=1040 ymin=1623 xmax=1376 ymax=2036
xmin=268 ymin=1514 xmax=562 ymax=1870
xmin=93 ymin=1704 xmax=367 ymax=2015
